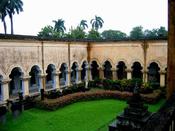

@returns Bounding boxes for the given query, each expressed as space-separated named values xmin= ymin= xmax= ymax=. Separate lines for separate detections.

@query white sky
xmin=0 ymin=0 xmax=168 ymax=36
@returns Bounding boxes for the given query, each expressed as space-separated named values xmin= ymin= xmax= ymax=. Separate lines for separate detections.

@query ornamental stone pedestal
xmin=108 ymin=84 xmax=153 ymax=131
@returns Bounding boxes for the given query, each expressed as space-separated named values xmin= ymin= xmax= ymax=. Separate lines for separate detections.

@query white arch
xmin=80 ymin=59 xmax=88 ymax=67
xmin=57 ymin=62 xmax=69 ymax=71
xmin=101 ymin=58 xmax=115 ymax=69
xmin=90 ymin=58 xmax=101 ymax=68
xmin=147 ymin=60 xmax=162 ymax=69
xmin=27 ymin=64 xmax=43 ymax=75
xmin=130 ymin=59 xmax=144 ymax=68
xmin=116 ymin=58 xmax=129 ymax=68
xmin=7 ymin=65 xmax=25 ymax=77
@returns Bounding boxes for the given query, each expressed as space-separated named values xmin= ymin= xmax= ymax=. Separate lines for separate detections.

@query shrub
xmin=45 ymin=90 xmax=62 ymax=99
xmin=140 ymin=82 xmax=153 ymax=94
xmin=35 ymin=89 xmax=161 ymax=110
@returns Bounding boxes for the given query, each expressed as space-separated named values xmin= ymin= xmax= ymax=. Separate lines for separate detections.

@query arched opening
xmin=81 ymin=61 xmax=88 ymax=81
xmin=0 ymin=75 xmax=3 ymax=101
xmin=148 ymin=62 xmax=160 ymax=87
xmin=103 ymin=61 xmax=112 ymax=79
xmin=117 ymin=61 xmax=127 ymax=80
xmin=29 ymin=65 xmax=41 ymax=93
xmin=59 ymin=63 xmax=68 ymax=86
xmin=46 ymin=64 xmax=56 ymax=90
xmin=91 ymin=61 xmax=99 ymax=80
xmin=131 ymin=62 xmax=143 ymax=79
xmin=71 ymin=62 xmax=79 ymax=84
xmin=9 ymin=67 xmax=23 ymax=98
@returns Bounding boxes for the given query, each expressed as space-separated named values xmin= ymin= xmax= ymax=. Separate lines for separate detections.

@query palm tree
xmin=0 ymin=0 xmax=8 ymax=34
xmin=7 ymin=0 xmax=23 ymax=34
xmin=90 ymin=15 xmax=104 ymax=31
xmin=52 ymin=19 xmax=66 ymax=35
xmin=79 ymin=20 xmax=88 ymax=30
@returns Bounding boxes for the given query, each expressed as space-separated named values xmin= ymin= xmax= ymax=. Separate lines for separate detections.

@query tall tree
xmin=38 ymin=25 xmax=54 ymax=38
xmin=52 ymin=19 xmax=66 ymax=37
xmin=79 ymin=20 xmax=88 ymax=30
xmin=7 ymin=0 xmax=23 ymax=34
xmin=130 ymin=26 xmax=144 ymax=39
xmin=101 ymin=30 xmax=127 ymax=40
xmin=87 ymin=29 xmax=101 ymax=40
xmin=90 ymin=15 xmax=104 ymax=31
xmin=0 ymin=0 xmax=8 ymax=34
xmin=157 ymin=26 xmax=168 ymax=37
xmin=144 ymin=26 xmax=168 ymax=38
xmin=65 ymin=26 xmax=86 ymax=39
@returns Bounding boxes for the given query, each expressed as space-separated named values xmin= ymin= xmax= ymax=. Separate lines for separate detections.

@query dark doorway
xmin=59 ymin=63 xmax=68 ymax=86
xmin=91 ymin=61 xmax=99 ymax=80
xmin=46 ymin=64 xmax=56 ymax=90
xmin=81 ymin=61 xmax=88 ymax=81
xmin=117 ymin=61 xmax=127 ymax=80
xmin=29 ymin=65 xmax=41 ymax=93
xmin=71 ymin=62 xmax=79 ymax=84
xmin=131 ymin=62 xmax=143 ymax=79
xmin=103 ymin=61 xmax=112 ymax=79
xmin=9 ymin=67 xmax=23 ymax=98
xmin=148 ymin=62 xmax=160 ymax=87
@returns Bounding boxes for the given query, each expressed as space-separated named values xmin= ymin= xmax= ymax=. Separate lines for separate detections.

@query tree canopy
xmin=79 ymin=20 xmax=88 ymax=30
xmin=0 ymin=0 xmax=23 ymax=34
xmin=65 ymin=26 xmax=86 ymax=39
xmin=101 ymin=30 xmax=127 ymax=40
xmin=90 ymin=15 xmax=104 ymax=31
xmin=130 ymin=26 xmax=168 ymax=39
xmin=52 ymin=19 xmax=66 ymax=37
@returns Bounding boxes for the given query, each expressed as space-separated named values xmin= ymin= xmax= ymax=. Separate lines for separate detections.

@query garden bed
xmin=35 ymin=89 xmax=162 ymax=111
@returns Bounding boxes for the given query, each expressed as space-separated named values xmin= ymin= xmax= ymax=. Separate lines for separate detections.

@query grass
xmin=0 ymin=99 xmax=165 ymax=131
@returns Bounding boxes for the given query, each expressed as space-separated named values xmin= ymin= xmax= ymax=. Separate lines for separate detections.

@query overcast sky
xmin=0 ymin=0 xmax=168 ymax=36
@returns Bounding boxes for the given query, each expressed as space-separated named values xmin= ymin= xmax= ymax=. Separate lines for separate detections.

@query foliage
xmin=65 ymin=26 xmax=86 ymax=39
xmin=87 ymin=29 xmax=101 ymax=39
xmin=0 ymin=0 xmax=23 ymax=34
xmin=52 ymin=19 xmax=66 ymax=37
xmin=90 ymin=15 xmax=104 ymax=31
xmin=130 ymin=26 xmax=144 ymax=39
xmin=101 ymin=30 xmax=127 ymax=40
xmin=144 ymin=26 xmax=168 ymax=38
xmin=35 ymin=90 xmax=132 ymax=110
xmin=79 ymin=20 xmax=88 ymax=30
xmin=0 ymin=0 xmax=8 ymax=34
xmin=130 ymin=26 xmax=168 ymax=39
xmin=38 ymin=25 xmax=55 ymax=38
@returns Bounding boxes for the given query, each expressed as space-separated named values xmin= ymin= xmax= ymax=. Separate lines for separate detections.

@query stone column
xmin=126 ymin=69 xmax=132 ymax=80
xmin=53 ymin=72 xmax=60 ymax=89
xmin=74 ymin=69 xmax=79 ymax=83
xmin=67 ymin=70 xmax=71 ymax=86
xmin=143 ymin=70 xmax=148 ymax=83
xmin=2 ymin=79 xmax=10 ymax=101
xmin=78 ymin=69 xmax=82 ymax=83
xmin=159 ymin=70 xmax=166 ymax=87
xmin=22 ymin=76 xmax=30 ymax=96
xmin=88 ymin=68 xmax=92 ymax=81
xmin=112 ymin=68 xmax=117 ymax=80
xmin=99 ymin=67 xmax=104 ymax=79
xmin=40 ymin=74 xmax=46 ymax=90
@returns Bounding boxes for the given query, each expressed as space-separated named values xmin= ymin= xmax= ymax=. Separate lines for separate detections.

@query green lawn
xmin=0 ymin=99 xmax=165 ymax=131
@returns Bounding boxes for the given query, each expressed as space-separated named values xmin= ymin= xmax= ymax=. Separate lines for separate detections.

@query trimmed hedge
xmin=35 ymin=90 xmax=162 ymax=111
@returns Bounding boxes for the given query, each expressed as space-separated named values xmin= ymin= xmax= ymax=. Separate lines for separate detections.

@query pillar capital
xmin=159 ymin=70 xmax=166 ymax=74
xmin=111 ymin=68 xmax=117 ymax=71
xmin=22 ymin=75 xmax=31 ymax=80
xmin=141 ymin=69 xmax=148 ymax=73
xmin=126 ymin=69 xmax=132 ymax=72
